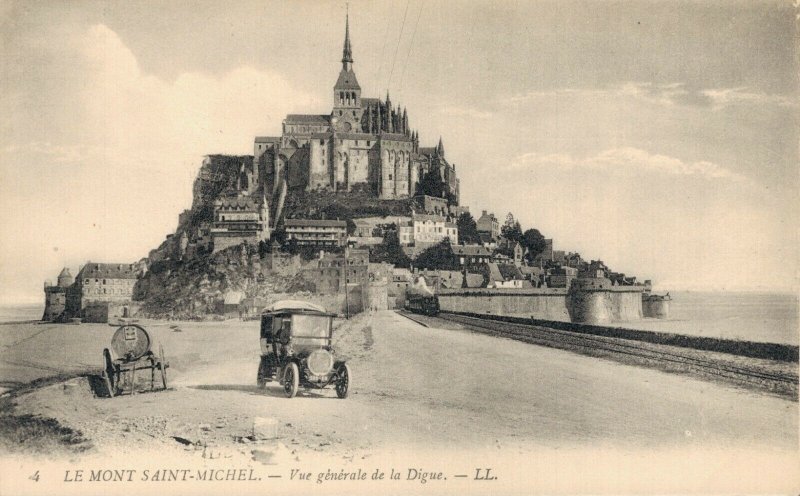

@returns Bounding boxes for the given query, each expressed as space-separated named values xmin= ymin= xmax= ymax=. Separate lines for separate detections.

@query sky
xmin=1 ymin=0 xmax=798 ymax=304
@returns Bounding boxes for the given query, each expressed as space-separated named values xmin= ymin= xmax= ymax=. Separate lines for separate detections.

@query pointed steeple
xmin=333 ymin=7 xmax=360 ymax=106
xmin=437 ymin=137 xmax=445 ymax=158
xmin=342 ymin=5 xmax=353 ymax=69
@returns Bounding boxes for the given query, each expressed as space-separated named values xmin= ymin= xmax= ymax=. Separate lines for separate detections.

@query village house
xmin=397 ymin=214 xmax=458 ymax=246
xmin=211 ymin=190 xmax=270 ymax=253
xmin=476 ymin=210 xmax=500 ymax=241
xmin=284 ymin=219 xmax=348 ymax=247
xmin=57 ymin=262 xmax=140 ymax=323
xmin=452 ymin=244 xmax=494 ymax=266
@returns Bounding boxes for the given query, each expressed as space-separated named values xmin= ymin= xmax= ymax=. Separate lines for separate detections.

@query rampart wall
xmin=437 ymin=286 xmax=646 ymax=324
xmin=437 ymin=288 xmax=571 ymax=321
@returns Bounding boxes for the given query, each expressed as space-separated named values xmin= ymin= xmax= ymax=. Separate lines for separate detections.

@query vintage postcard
xmin=0 ymin=1 xmax=798 ymax=494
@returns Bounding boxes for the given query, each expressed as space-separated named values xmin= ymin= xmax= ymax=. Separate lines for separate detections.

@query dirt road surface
xmin=1 ymin=311 xmax=798 ymax=494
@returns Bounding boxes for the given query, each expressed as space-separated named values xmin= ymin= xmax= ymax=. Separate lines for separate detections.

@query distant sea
xmin=0 ymin=291 xmax=797 ymax=345
xmin=619 ymin=291 xmax=799 ymax=346
xmin=0 ymin=304 xmax=44 ymax=324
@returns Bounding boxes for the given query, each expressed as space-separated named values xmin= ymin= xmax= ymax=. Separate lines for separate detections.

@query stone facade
xmin=285 ymin=219 xmax=348 ymax=247
xmin=253 ymin=14 xmax=459 ymax=203
xmin=211 ymin=190 xmax=270 ymax=253
xmin=476 ymin=210 xmax=500 ymax=241
xmin=397 ymin=214 xmax=458 ymax=246
xmin=44 ymin=263 xmax=140 ymax=323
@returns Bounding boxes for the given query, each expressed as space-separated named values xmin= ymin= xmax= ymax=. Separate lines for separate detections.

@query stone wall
xmin=643 ymin=298 xmax=670 ymax=319
xmin=42 ymin=287 xmax=66 ymax=322
xmin=82 ymin=301 xmax=140 ymax=323
xmin=437 ymin=288 xmax=571 ymax=321
xmin=567 ymin=288 xmax=643 ymax=324
xmin=438 ymin=286 xmax=646 ymax=324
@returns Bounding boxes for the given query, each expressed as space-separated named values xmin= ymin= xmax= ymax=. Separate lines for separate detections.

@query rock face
xmin=134 ymin=245 xmax=314 ymax=320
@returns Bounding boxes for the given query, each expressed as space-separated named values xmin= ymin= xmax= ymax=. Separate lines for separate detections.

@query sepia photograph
xmin=0 ymin=1 xmax=798 ymax=494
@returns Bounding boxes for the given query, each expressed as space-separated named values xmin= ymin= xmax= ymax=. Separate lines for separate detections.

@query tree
xmin=501 ymin=212 xmax=523 ymax=244
xmin=345 ymin=218 xmax=357 ymax=236
xmin=414 ymin=238 xmax=459 ymax=271
xmin=456 ymin=212 xmax=481 ymax=245
xmin=370 ymin=224 xmax=411 ymax=268
xmin=417 ymin=167 xmax=445 ymax=198
xmin=521 ymin=228 xmax=547 ymax=261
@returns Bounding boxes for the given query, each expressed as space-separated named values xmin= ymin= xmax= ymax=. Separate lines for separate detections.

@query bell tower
xmin=332 ymin=8 xmax=362 ymax=133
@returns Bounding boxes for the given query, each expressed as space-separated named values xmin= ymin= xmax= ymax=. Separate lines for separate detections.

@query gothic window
xmin=389 ymin=174 xmax=393 ymax=180
xmin=320 ymin=139 xmax=324 ymax=145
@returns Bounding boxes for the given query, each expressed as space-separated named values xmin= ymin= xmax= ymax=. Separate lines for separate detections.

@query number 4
xmin=29 ymin=471 xmax=39 ymax=482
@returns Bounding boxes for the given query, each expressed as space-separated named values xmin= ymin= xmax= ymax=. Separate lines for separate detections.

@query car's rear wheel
xmin=284 ymin=362 xmax=299 ymax=398
xmin=336 ymin=363 xmax=350 ymax=399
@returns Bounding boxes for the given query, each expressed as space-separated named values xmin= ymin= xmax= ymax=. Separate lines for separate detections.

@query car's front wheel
xmin=336 ymin=363 xmax=350 ymax=399
xmin=284 ymin=362 xmax=299 ymax=398
xmin=257 ymin=357 xmax=268 ymax=389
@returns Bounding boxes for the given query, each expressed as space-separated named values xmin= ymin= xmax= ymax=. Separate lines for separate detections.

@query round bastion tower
xmin=42 ymin=267 xmax=73 ymax=321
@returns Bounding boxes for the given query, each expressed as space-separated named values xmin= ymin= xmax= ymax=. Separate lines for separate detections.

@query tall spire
xmin=342 ymin=5 xmax=353 ymax=70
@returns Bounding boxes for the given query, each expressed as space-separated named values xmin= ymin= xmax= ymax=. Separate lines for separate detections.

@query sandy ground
xmin=1 ymin=312 xmax=798 ymax=494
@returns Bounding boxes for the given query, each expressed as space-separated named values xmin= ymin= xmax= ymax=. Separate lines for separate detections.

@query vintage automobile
xmin=256 ymin=300 xmax=350 ymax=398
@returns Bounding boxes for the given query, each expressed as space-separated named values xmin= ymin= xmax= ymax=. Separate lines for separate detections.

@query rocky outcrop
xmin=135 ymin=243 xmax=313 ymax=320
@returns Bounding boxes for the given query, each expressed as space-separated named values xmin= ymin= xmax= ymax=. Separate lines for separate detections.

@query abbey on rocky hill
xmin=252 ymin=14 xmax=459 ymax=202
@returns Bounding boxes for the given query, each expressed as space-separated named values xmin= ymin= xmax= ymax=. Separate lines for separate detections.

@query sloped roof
xmin=418 ymin=147 xmax=437 ymax=156
xmin=214 ymin=195 xmax=261 ymax=210
xmin=452 ymin=245 xmax=493 ymax=257
xmin=361 ymin=97 xmax=380 ymax=107
xmin=486 ymin=263 xmax=504 ymax=283
xmin=336 ymin=132 xmax=376 ymax=140
xmin=255 ymin=136 xmax=280 ymax=143
xmin=335 ymin=68 xmax=361 ymax=90
xmin=78 ymin=263 xmax=138 ymax=280
xmin=412 ymin=213 xmax=448 ymax=223
xmin=285 ymin=219 xmax=347 ymax=228
xmin=380 ymin=133 xmax=412 ymax=143
xmin=498 ymin=263 xmax=524 ymax=280
xmin=286 ymin=114 xmax=331 ymax=124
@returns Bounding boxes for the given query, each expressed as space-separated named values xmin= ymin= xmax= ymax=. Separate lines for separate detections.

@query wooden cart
xmin=101 ymin=323 xmax=168 ymax=397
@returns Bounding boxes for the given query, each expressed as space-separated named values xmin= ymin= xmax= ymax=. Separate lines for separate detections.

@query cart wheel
xmin=102 ymin=348 xmax=115 ymax=398
xmin=159 ymin=344 xmax=168 ymax=390
xmin=335 ymin=363 xmax=351 ymax=399
xmin=283 ymin=362 xmax=299 ymax=398
xmin=256 ymin=357 xmax=268 ymax=389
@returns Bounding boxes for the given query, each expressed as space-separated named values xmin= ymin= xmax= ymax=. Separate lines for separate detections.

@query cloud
xmin=702 ymin=87 xmax=798 ymax=109
xmin=509 ymin=147 xmax=748 ymax=182
xmin=0 ymin=23 xmax=322 ymax=303
xmin=435 ymin=105 xmax=493 ymax=120
xmin=500 ymin=82 xmax=794 ymax=110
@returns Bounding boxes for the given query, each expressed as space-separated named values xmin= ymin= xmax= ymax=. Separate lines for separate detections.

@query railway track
xmin=430 ymin=312 xmax=799 ymax=392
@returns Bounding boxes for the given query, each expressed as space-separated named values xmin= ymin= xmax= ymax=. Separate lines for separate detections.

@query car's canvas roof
xmin=261 ymin=300 xmax=332 ymax=316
